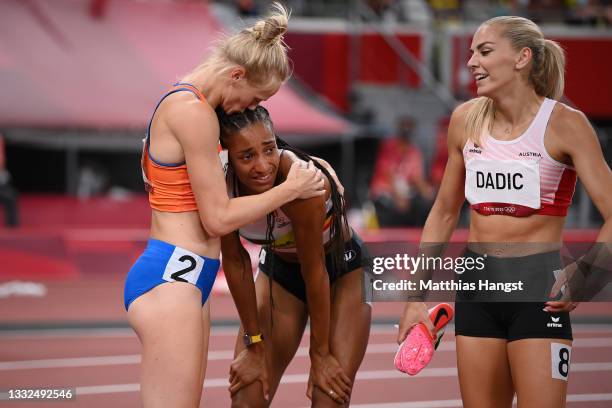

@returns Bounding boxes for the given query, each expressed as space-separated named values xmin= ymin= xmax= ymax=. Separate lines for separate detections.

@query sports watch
xmin=243 ymin=333 xmax=264 ymax=347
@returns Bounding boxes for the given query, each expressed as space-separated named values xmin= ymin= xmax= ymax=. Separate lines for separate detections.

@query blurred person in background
xmin=526 ymin=0 xmax=568 ymax=23
xmin=398 ymin=15 xmax=612 ymax=408
xmin=430 ymin=117 xmax=473 ymax=225
xmin=430 ymin=117 xmax=450 ymax=191
xmin=76 ymin=161 xmax=110 ymax=199
xmin=369 ymin=116 xmax=435 ymax=227
xmin=0 ymin=134 xmax=18 ymax=227
xmin=123 ymin=4 xmax=325 ymax=408
xmin=236 ymin=0 xmax=259 ymax=17
xmin=566 ymin=0 xmax=612 ymax=26
xmin=360 ymin=0 xmax=403 ymax=21
xmin=428 ymin=0 xmax=462 ymax=21
xmin=218 ymin=106 xmax=371 ymax=407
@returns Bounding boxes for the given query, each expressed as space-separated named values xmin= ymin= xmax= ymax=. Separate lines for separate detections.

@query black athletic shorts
xmin=455 ymin=249 xmax=573 ymax=342
xmin=258 ymin=233 xmax=368 ymax=303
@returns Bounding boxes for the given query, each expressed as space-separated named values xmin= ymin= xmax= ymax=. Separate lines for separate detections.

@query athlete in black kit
xmin=217 ymin=106 xmax=372 ymax=407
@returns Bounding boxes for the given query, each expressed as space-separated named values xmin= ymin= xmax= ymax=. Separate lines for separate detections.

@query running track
xmin=0 ymin=221 xmax=610 ymax=406
xmin=1 ymin=318 xmax=612 ymax=406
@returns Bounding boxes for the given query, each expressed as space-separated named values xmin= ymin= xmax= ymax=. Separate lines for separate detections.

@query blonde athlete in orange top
xmin=124 ymin=4 xmax=325 ymax=408
xmin=397 ymin=16 xmax=612 ymax=408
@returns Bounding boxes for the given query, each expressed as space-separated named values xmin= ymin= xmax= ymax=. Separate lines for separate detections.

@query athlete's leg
xmin=231 ymin=272 xmax=308 ymax=408
xmin=508 ymin=338 xmax=571 ymax=408
xmin=127 ymin=282 xmax=207 ymax=408
xmin=456 ymin=336 xmax=514 ymax=408
xmin=198 ymin=299 xmax=211 ymax=395
xmin=311 ymin=268 xmax=371 ymax=407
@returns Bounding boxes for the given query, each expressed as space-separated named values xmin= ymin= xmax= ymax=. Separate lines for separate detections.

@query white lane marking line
xmin=1 ymin=323 xmax=611 ymax=339
xmin=77 ymin=383 xmax=139 ymax=395
xmin=0 ymin=355 xmax=141 ymax=370
xmin=566 ymin=393 xmax=612 ymax=402
xmin=0 ymin=281 xmax=47 ymax=298
xmin=368 ymin=337 xmax=612 ymax=352
xmin=336 ymin=399 xmax=464 ymax=408
xmin=0 ymin=328 xmax=137 ymax=339
xmin=0 ymin=349 xmax=227 ymax=370
xmin=345 ymin=393 xmax=612 ymax=408
xmin=74 ymin=369 xmax=458 ymax=395
xmin=3 ymin=337 xmax=612 ymax=371
xmin=36 ymin=365 xmax=612 ymax=396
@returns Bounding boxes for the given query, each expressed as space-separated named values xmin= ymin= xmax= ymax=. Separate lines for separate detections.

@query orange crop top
xmin=141 ymin=83 xmax=204 ymax=212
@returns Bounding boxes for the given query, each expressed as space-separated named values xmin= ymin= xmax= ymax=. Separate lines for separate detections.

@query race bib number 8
xmin=162 ymin=247 xmax=205 ymax=285
xmin=551 ymin=343 xmax=571 ymax=381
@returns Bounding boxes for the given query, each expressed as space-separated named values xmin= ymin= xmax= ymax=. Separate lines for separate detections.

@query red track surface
xmin=0 ymin=277 xmax=611 ymax=407
xmin=0 ymin=199 xmax=609 ymax=406
xmin=1 ymin=323 xmax=612 ymax=407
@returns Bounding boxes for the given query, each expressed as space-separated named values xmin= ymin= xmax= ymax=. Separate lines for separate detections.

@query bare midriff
xmin=468 ymin=211 xmax=565 ymax=256
xmin=150 ymin=210 xmax=221 ymax=258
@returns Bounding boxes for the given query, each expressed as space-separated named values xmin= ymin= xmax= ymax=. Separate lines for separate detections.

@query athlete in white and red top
xmin=398 ymin=16 xmax=612 ymax=408
xmin=464 ymin=97 xmax=576 ymax=217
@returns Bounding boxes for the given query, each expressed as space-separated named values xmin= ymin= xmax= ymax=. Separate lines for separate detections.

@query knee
xmin=231 ymin=392 xmax=268 ymax=408
xmin=231 ymin=400 xmax=267 ymax=408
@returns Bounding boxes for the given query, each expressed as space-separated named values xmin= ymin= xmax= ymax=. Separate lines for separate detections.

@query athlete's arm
xmin=283 ymin=194 xmax=330 ymax=354
xmin=552 ymin=106 xmax=612 ymax=242
xmin=221 ymin=232 xmax=269 ymax=398
xmin=546 ymin=106 xmax=612 ymax=310
xmin=397 ymin=102 xmax=470 ymax=343
xmin=167 ymin=101 xmax=324 ymax=237
xmin=420 ymin=102 xmax=469 ymax=243
xmin=221 ymin=232 xmax=261 ymax=341
xmin=282 ymin=178 xmax=352 ymax=404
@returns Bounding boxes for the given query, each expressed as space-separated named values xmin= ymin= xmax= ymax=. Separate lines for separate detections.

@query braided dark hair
xmin=217 ymin=106 xmax=350 ymax=316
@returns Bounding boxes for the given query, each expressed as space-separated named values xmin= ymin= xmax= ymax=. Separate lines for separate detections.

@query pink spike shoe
xmin=394 ymin=303 xmax=454 ymax=376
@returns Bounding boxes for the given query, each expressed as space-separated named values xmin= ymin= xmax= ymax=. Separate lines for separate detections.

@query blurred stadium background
xmin=0 ymin=0 xmax=610 ymax=406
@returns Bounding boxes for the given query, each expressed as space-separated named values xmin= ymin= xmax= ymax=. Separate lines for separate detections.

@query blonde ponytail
xmin=533 ymin=39 xmax=565 ymax=100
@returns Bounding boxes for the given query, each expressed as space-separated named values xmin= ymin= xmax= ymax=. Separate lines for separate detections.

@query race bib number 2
xmin=551 ymin=343 xmax=571 ymax=381
xmin=162 ymin=247 xmax=205 ymax=285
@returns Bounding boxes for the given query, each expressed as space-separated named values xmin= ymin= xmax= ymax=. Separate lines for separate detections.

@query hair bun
xmin=250 ymin=2 xmax=289 ymax=45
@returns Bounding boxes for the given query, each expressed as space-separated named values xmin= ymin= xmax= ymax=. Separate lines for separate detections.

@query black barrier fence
xmin=361 ymin=242 xmax=612 ymax=302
